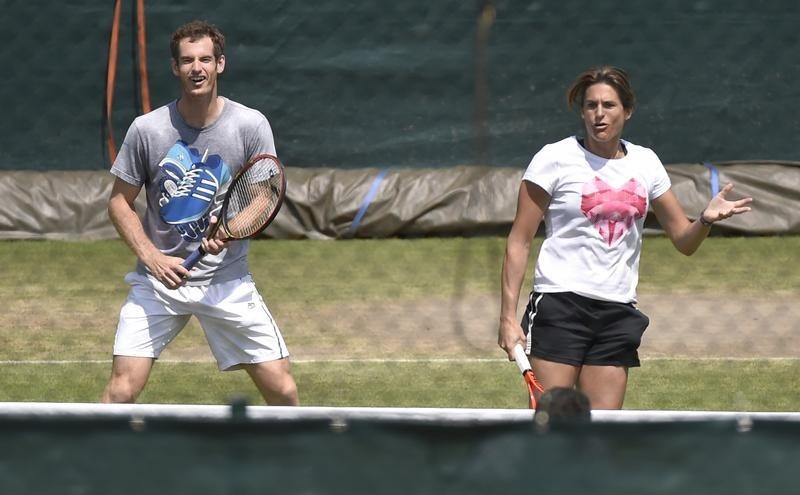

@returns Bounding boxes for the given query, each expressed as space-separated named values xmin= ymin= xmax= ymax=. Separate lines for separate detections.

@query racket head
xmin=217 ymin=153 xmax=286 ymax=240
xmin=513 ymin=344 xmax=544 ymax=409
xmin=523 ymin=370 xmax=544 ymax=409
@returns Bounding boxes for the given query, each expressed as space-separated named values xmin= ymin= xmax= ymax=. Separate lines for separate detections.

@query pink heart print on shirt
xmin=581 ymin=177 xmax=647 ymax=245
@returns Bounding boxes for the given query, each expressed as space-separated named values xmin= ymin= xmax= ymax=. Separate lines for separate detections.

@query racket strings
xmin=525 ymin=371 xmax=545 ymax=394
xmin=524 ymin=370 xmax=545 ymax=409
xmin=224 ymin=159 xmax=283 ymax=238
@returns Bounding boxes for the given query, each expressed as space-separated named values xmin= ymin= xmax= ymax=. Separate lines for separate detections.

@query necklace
xmin=578 ymin=138 xmax=626 ymax=159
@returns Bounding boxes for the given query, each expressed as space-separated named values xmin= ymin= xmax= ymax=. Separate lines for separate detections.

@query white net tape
xmin=2 ymin=402 xmax=799 ymax=426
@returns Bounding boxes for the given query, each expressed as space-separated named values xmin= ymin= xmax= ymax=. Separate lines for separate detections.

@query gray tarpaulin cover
xmin=1 ymin=161 xmax=798 ymax=240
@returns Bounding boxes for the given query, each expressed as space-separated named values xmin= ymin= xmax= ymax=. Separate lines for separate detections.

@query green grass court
xmin=1 ymin=236 xmax=798 ymax=410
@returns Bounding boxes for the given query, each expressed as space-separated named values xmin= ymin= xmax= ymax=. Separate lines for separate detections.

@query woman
xmin=498 ymin=66 xmax=752 ymax=409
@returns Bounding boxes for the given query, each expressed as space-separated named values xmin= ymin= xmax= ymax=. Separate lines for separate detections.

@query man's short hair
xmin=170 ymin=20 xmax=225 ymax=61
xmin=534 ymin=387 xmax=591 ymax=430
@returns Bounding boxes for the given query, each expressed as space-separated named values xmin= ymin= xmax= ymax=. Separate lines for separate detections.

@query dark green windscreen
xmin=2 ymin=416 xmax=799 ymax=494
xmin=2 ymin=0 xmax=798 ymax=170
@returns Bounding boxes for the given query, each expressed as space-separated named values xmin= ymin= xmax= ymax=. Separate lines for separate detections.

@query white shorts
xmin=114 ymin=272 xmax=289 ymax=371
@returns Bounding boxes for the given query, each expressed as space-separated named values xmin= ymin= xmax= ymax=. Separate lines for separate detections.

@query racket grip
xmin=513 ymin=344 xmax=531 ymax=374
xmin=182 ymin=246 xmax=207 ymax=270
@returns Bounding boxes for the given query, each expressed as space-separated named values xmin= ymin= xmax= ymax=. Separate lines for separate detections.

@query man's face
xmin=171 ymin=35 xmax=225 ymax=98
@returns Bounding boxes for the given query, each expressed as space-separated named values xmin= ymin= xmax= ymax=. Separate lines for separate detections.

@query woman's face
xmin=581 ymin=82 xmax=632 ymax=146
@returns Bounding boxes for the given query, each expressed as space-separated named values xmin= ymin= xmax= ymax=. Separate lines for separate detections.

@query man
xmin=101 ymin=20 xmax=299 ymax=405
xmin=534 ymin=387 xmax=591 ymax=431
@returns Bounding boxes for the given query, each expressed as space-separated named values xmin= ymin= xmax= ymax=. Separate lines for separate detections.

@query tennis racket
xmin=182 ymin=153 xmax=286 ymax=270
xmin=513 ymin=343 xmax=544 ymax=409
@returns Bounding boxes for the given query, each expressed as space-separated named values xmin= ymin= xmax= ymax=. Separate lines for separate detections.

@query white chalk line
xmin=0 ymin=357 xmax=798 ymax=365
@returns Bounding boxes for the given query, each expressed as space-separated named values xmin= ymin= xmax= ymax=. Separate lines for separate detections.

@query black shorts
xmin=520 ymin=291 xmax=650 ymax=368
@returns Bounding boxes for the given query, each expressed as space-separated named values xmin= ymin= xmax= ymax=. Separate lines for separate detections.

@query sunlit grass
xmin=1 ymin=359 xmax=798 ymax=411
xmin=1 ymin=237 xmax=798 ymax=408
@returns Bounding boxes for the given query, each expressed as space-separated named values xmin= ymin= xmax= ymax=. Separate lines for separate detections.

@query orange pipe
xmin=104 ymin=0 xmax=123 ymax=165
xmin=135 ymin=0 xmax=151 ymax=114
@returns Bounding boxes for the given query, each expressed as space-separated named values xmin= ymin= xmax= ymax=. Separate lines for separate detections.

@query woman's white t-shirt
xmin=522 ymin=136 xmax=671 ymax=303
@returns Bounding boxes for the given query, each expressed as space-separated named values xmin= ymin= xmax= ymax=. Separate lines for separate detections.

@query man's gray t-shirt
xmin=110 ymin=97 xmax=276 ymax=285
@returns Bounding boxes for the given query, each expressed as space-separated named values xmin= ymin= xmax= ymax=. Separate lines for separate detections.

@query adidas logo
xmin=159 ymin=157 xmax=230 ymax=226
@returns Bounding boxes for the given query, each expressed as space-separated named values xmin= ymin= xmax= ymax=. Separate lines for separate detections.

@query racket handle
xmin=513 ymin=344 xmax=531 ymax=374
xmin=182 ymin=246 xmax=207 ymax=270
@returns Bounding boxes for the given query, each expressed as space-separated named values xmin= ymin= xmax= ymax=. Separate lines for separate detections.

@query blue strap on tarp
xmin=349 ymin=168 xmax=389 ymax=235
xmin=703 ymin=161 xmax=720 ymax=196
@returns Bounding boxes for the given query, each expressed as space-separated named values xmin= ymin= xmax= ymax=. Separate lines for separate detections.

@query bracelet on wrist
xmin=699 ymin=210 xmax=714 ymax=226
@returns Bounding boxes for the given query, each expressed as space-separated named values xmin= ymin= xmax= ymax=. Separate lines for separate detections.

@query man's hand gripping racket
xmin=513 ymin=343 xmax=544 ymax=409
xmin=182 ymin=154 xmax=286 ymax=270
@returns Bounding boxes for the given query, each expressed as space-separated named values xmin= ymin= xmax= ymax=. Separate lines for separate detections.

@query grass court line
xmin=1 ymin=357 xmax=798 ymax=365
